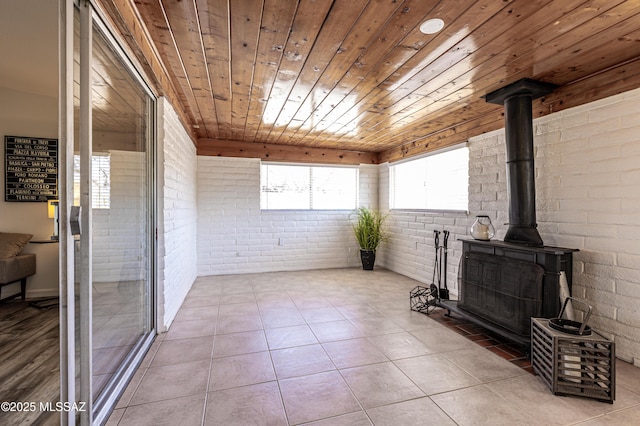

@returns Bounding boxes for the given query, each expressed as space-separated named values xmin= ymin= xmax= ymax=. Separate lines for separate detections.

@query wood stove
xmin=456 ymin=239 xmax=577 ymax=344
xmin=440 ymin=79 xmax=578 ymax=347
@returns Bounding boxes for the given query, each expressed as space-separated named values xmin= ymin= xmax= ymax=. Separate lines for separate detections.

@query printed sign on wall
xmin=5 ymin=135 xmax=58 ymax=202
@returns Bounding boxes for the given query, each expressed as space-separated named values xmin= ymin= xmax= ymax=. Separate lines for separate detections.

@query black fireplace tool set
xmin=410 ymin=229 xmax=451 ymax=314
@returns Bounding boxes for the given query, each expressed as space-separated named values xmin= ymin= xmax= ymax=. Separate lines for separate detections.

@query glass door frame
xmin=59 ymin=1 xmax=157 ymax=424
xmin=58 ymin=1 xmax=76 ymax=425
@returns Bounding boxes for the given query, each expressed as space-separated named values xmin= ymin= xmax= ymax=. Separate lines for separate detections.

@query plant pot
xmin=360 ymin=249 xmax=376 ymax=270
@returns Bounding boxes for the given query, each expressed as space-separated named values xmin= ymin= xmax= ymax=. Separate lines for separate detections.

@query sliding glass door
xmin=60 ymin=1 xmax=156 ymax=423
xmin=87 ymin=15 xmax=155 ymax=421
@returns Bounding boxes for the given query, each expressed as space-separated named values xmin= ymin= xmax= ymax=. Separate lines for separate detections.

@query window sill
xmin=389 ymin=208 xmax=469 ymax=215
xmin=260 ymin=209 xmax=355 ymax=213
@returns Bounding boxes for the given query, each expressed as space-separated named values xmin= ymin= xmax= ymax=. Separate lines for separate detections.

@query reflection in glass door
xmin=69 ymin=2 xmax=155 ymax=423
xmin=88 ymin=23 xmax=154 ymax=413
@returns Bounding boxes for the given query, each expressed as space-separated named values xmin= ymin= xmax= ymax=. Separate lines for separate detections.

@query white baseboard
xmin=26 ymin=288 xmax=59 ymax=299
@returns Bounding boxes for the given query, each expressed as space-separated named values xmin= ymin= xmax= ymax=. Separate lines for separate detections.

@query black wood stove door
xmin=459 ymin=252 xmax=545 ymax=336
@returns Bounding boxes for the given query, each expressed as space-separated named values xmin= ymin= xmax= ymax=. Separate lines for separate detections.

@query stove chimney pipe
xmin=485 ymin=79 xmax=556 ymax=247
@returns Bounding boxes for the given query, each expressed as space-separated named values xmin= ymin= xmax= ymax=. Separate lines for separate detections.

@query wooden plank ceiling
xmin=110 ymin=0 xmax=640 ymax=163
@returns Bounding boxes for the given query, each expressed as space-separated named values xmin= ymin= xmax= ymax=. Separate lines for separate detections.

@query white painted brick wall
xmin=359 ymin=164 xmax=379 ymax=209
xmin=157 ymin=98 xmax=198 ymax=331
xmin=196 ymin=158 xmax=378 ymax=276
xmin=533 ymin=89 xmax=640 ymax=364
xmin=379 ymin=88 xmax=640 ymax=364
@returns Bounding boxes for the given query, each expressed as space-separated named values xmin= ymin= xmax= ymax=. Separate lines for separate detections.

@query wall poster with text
xmin=4 ymin=135 xmax=58 ymax=202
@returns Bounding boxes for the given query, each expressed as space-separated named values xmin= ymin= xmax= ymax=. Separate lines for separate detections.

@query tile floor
xmin=106 ymin=268 xmax=640 ymax=425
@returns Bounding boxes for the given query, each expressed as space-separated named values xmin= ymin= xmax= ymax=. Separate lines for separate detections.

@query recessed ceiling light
xmin=420 ymin=18 xmax=444 ymax=35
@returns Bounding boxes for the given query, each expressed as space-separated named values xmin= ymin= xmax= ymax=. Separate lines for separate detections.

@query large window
xmin=261 ymin=163 xmax=359 ymax=210
xmin=390 ymin=145 xmax=469 ymax=211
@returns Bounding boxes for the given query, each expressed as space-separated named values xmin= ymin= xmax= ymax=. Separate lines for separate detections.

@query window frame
xmin=260 ymin=161 xmax=360 ymax=211
xmin=389 ymin=144 xmax=469 ymax=213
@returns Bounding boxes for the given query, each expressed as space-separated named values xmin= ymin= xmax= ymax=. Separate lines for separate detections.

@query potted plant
xmin=352 ymin=206 xmax=388 ymax=270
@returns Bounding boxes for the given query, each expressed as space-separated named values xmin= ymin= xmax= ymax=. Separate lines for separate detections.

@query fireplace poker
xmin=431 ymin=230 xmax=441 ymax=301
xmin=440 ymin=230 xmax=450 ymax=300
